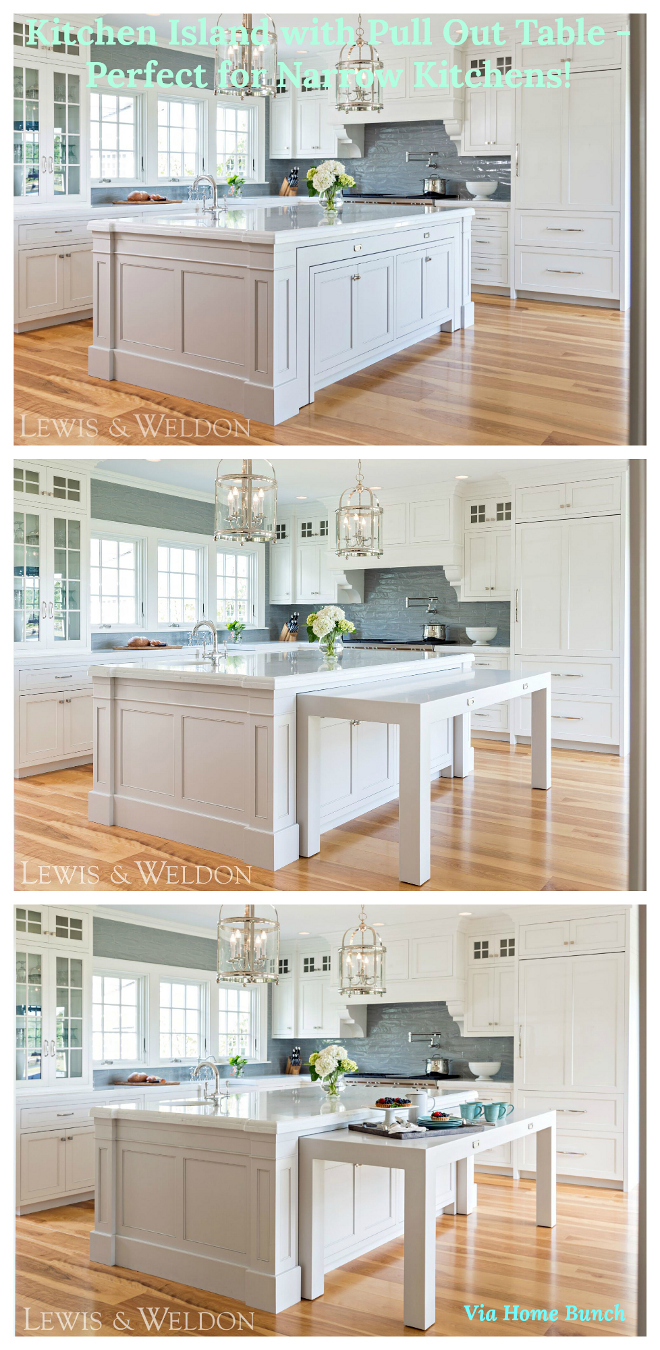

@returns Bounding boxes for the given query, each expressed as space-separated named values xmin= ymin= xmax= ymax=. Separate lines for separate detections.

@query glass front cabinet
xmin=14 ymin=18 xmax=87 ymax=204
xmin=14 ymin=462 xmax=89 ymax=650
xmin=15 ymin=906 xmax=92 ymax=1090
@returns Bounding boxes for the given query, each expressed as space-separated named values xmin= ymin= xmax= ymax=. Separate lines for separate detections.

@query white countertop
xmin=15 ymin=643 xmax=508 ymax=668
xmin=90 ymin=1082 xmax=478 ymax=1135
xmin=87 ymin=200 xmax=474 ymax=245
xmin=90 ymin=646 xmax=474 ymax=691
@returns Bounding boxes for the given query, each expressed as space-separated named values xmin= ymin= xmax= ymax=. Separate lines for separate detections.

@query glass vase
xmin=319 ymin=187 xmax=343 ymax=216
xmin=319 ymin=1075 xmax=346 ymax=1098
xmin=318 ymin=633 xmax=344 ymax=660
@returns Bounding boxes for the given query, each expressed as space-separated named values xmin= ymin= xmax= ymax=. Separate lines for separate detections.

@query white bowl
xmin=468 ymin=1061 xmax=501 ymax=1082
xmin=466 ymin=626 xmax=497 ymax=647
xmin=465 ymin=181 xmax=498 ymax=199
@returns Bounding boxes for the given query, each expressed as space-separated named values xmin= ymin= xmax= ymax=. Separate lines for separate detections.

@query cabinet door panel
xmin=269 ymin=543 xmax=292 ymax=602
xmin=491 ymin=85 xmax=514 ymax=147
xmin=493 ymin=965 xmax=514 ymax=1033
xmin=296 ymin=545 xmax=323 ymax=601
xmin=65 ymin=1127 xmax=95 ymax=1191
xmin=299 ymin=979 xmax=323 ymax=1035
xmin=271 ymin=979 xmax=294 ymax=1037
xmin=269 ymin=95 xmax=293 ymax=156
xmin=491 ymin=529 xmax=511 ymax=597
xmin=463 ymin=531 xmax=491 ymax=599
xmin=324 ymin=1162 xmax=357 ymax=1252
xmin=18 ymin=248 xmax=64 ymax=320
xmin=382 ymin=502 xmax=407 ymax=546
xmin=423 ymin=242 xmax=452 ymax=323
xmin=409 ymin=498 xmax=451 ymax=544
xmin=515 ymin=483 xmax=566 ymax=521
xmin=298 ymin=99 xmax=322 ymax=155
xmin=64 ymin=244 xmax=93 ymax=307
xmin=385 ymin=938 xmax=409 ymax=981
xmin=565 ymin=515 xmax=619 ymax=656
xmin=565 ymin=476 xmax=620 ymax=515
xmin=519 ymin=920 xmax=571 ymax=956
xmin=466 ymin=967 xmax=492 ymax=1034
xmin=395 ymin=250 xmax=424 ymax=336
xmin=63 ymin=690 xmax=93 ymax=755
xmin=519 ymin=957 xmax=570 ymax=1088
xmin=465 ymin=87 xmax=489 ymax=151
xmin=570 ymin=952 xmax=624 ymax=1090
xmin=570 ymin=913 xmax=626 ymax=953
xmin=20 ymin=1131 xmax=66 ymax=1203
xmin=355 ymin=257 xmax=394 ymax=353
xmin=566 ymin=72 xmax=620 ymax=210
xmin=19 ymin=693 xmax=63 ymax=764
xmin=313 ymin=269 xmax=355 ymax=375
xmin=320 ymin=719 xmax=353 ymax=809
xmin=516 ymin=522 xmax=564 ymax=654
xmin=410 ymin=935 xmax=453 ymax=979
xmin=517 ymin=83 xmax=564 ymax=208
xmin=357 ymin=1166 xmax=396 ymax=1237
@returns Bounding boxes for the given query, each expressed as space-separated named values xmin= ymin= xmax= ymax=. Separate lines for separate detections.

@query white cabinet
xmin=518 ymin=913 xmax=626 ymax=959
xmin=297 ymin=96 xmax=334 ymax=157
xmin=518 ymin=952 xmax=625 ymax=1091
xmin=14 ymin=461 xmax=88 ymax=514
xmin=313 ymin=255 xmax=395 ymax=382
xmin=472 ymin=1088 xmax=514 ymax=1169
xmin=62 ymin=241 xmax=93 ymax=307
xmin=394 ymin=241 xmax=452 ymax=337
xmin=17 ymin=243 xmax=93 ymax=321
xmin=515 ymin=477 xmax=621 ymax=522
xmin=15 ymin=903 xmax=91 ymax=951
xmin=515 ymin=515 xmax=620 ymax=657
xmin=16 ymin=945 xmax=91 ymax=1090
xmin=296 ymin=545 xmax=327 ymax=603
xmin=408 ymin=496 xmax=451 ymax=545
xmin=463 ymin=528 xmax=510 ymax=600
xmin=464 ymin=62 xmax=514 ymax=154
xmin=464 ymin=964 xmax=514 ymax=1035
xmin=409 ymin=934 xmax=454 ymax=979
xmin=269 ymin=94 xmax=294 ymax=157
xmin=18 ymin=1124 xmax=95 ymax=1206
xmin=18 ymin=686 xmax=92 ymax=766
xmin=319 ymin=717 xmax=398 ymax=829
xmin=271 ymin=978 xmax=294 ymax=1037
xmin=14 ymin=479 xmax=89 ymax=651
xmin=14 ymin=58 xmax=87 ymax=205
xmin=465 ymin=495 xmax=512 ymax=528
xmin=298 ymin=977 xmax=339 ymax=1037
xmin=382 ymin=502 xmax=407 ymax=547
xmin=516 ymin=69 xmax=621 ymax=212
xmin=269 ymin=541 xmax=293 ymax=603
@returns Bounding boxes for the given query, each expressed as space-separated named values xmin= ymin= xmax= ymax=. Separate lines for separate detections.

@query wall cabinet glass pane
xmin=14 ymin=497 xmax=87 ymax=649
xmin=14 ymin=62 xmax=85 ymax=201
xmin=14 ymin=64 xmax=40 ymax=198
xmin=16 ymin=951 xmax=43 ymax=1082
xmin=55 ymin=956 xmax=84 ymax=1078
xmin=14 ymin=511 xmax=41 ymax=643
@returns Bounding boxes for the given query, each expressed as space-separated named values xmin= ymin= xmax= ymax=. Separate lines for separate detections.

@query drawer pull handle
xmin=557 ymin=1150 xmax=587 ymax=1156
xmin=552 ymin=673 xmax=583 ymax=678
xmin=474 ymin=267 xmax=491 ymax=272
xmin=558 ymin=1109 xmax=587 ymax=1114
xmin=55 ymin=675 xmax=72 ymax=679
xmin=56 ymin=1112 xmax=74 ymax=1117
xmin=545 ymin=227 xmax=584 ymax=232
xmin=475 ymin=240 xmax=491 ymax=244
xmin=545 ymin=269 xmax=584 ymax=275
xmin=552 ymin=715 xmax=583 ymax=721
xmin=352 ymin=274 xmax=361 ymax=281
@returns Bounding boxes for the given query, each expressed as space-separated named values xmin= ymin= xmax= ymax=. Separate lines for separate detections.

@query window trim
xmin=158 ymin=973 xmax=208 ymax=1065
xmin=216 ymin=545 xmax=257 ymax=628
xmin=156 ymin=93 xmax=204 ymax=183
xmin=215 ymin=99 xmax=258 ymax=184
xmin=92 ymin=968 xmax=147 ymax=1068
xmin=217 ymin=980 xmax=260 ymax=1062
xmin=89 ymin=88 xmax=143 ymax=187
xmin=90 ymin=529 xmax=146 ymax=633
xmin=157 ymin=538 xmax=204 ymax=630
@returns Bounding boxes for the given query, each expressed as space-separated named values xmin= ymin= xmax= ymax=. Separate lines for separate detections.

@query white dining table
xmin=299 ymin=1107 xmax=557 ymax=1330
xmin=297 ymin=668 xmax=552 ymax=885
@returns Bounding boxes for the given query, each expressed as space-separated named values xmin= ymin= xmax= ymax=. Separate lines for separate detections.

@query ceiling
xmin=100 ymin=902 xmax=512 ymax=940
xmin=87 ymin=456 xmax=557 ymax=505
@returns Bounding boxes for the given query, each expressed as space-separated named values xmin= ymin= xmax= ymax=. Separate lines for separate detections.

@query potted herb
xmin=227 ymin=619 xmax=246 ymax=643
xmin=229 ymin=1054 xmax=248 ymax=1078
xmin=226 ymin=172 xmax=245 ymax=199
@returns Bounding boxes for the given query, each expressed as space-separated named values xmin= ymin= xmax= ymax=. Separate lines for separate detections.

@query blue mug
xmin=460 ymin=1102 xmax=484 ymax=1122
xmin=483 ymin=1102 xmax=514 ymax=1123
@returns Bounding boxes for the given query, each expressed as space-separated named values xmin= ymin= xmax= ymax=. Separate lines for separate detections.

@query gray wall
xmin=269 ymin=562 xmax=510 ymax=646
xmin=92 ymin=918 xmax=512 ymax=1086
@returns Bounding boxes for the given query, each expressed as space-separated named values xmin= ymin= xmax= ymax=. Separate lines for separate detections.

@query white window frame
xmin=159 ymin=973 xmax=208 ymax=1065
xmin=156 ymin=93 xmax=204 ymax=183
xmin=90 ymin=529 xmax=146 ymax=633
xmin=217 ymin=981 xmax=261 ymax=1062
xmin=216 ymin=545 xmax=258 ymax=627
xmin=92 ymin=968 xmax=147 ymax=1068
xmin=89 ymin=88 xmax=143 ymax=187
xmin=215 ymin=99 xmax=258 ymax=184
xmin=157 ymin=538 xmax=205 ymax=629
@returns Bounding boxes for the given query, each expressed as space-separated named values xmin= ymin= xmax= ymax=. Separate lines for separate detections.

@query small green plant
xmin=229 ymin=1054 xmax=248 ymax=1077
xmin=226 ymin=172 xmax=245 ymax=194
xmin=227 ymin=619 xmax=246 ymax=640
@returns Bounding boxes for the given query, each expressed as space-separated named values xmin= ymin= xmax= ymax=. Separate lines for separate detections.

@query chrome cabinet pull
xmin=43 ymin=1042 xmax=49 ymax=1057
xmin=558 ymin=1109 xmax=586 ymax=1114
xmin=545 ymin=269 xmax=584 ymax=275
xmin=352 ymin=274 xmax=361 ymax=281
xmin=518 ymin=1026 xmax=523 ymax=1057
xmin=552 ymin=715 xmax=583 ymax=721
xmin=545 ymin=227 xmax=584 ymax=232
xmin=54 ymin=675 xmax=72 ymax=679
xmin=56 ymin=1112 xmax=74 ymax=1117
xmin=552 ymin=673 xmax=583 ymax=678
xmin=41 ymin=600 xmax=47 ymax=619
xmin=41 ymin=155 xmax=47 ymax=172
xmin=48 ymin=155 xmax=53 ymax=173
xmin=515 ymin=143 xmax=519 ymax=175
xmin=515 ymin=589 xmax=519 ymax=622
xmin=55 ymin=229 xmax=72 ymax=234
xmin=48 ymin=602 xmax=54 ymax=618
xmin=557 ymin=1150 xmax=587 ymax=1156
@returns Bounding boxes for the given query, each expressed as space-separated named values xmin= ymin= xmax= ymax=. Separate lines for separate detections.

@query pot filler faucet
xmin=406 ymin=597 xmax=440 ymax=615
xmin=192 ymin=1058 xmax=224 ymax=1104
xmin=408 ymin=1032 xmax=443 ymax=1049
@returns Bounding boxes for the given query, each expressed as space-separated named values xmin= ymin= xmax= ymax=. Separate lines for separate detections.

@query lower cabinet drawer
xmin=471 ymin=703 xmax=509 ymax=731
xmin=516 ymin=657 xmax=619 ymax=697
xmin=515 ymin=212 xmax=620 ymax=251
xmin=519 ymin=1091 xmax=624 ymax=1132
xmin=471 ymin=209 xmax=510 ymax=231
xmin=19 ymin=666 xmax=91 ymax=693
xmin=18 ymin=221 xmax=91 ymax=246
xmin=472 ymin=257 xmax=508 ymax=285
xmin=20 ymin=1101 xmax=96 ymax=1130
xmin=515 ymin=246 xmax=619 ymax=299
xmin=517 ymin=694 xmax=619 ymax=744
xmin=522 ymin=1130 xmax=623 ymax=1181
xmin=471 ymin=227 xmax=508 ymax=254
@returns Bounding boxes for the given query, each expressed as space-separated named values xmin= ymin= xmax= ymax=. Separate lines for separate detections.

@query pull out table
xmin=297 ymin=668 xmax=551 ymax=885
xmin=299 ymin=1107 xmax=557 ymax=1330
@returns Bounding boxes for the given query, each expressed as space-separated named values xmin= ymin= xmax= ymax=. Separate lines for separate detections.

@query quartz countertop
xmin=87 ymin=199 xmax=474 ymax=245
xmin=90 ymin=1082 xmax=478 ymax=1135
xmin=89 ymin=646 xmax=474 ymax=691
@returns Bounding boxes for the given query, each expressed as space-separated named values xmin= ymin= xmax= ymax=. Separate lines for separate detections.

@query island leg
xmin=530 ymin=682 xmax=552 ymax=790
xmin=398 ymin=711 xmax=431 ymax=886
xmin=296 ymin=706 xmax=321 ymax=858
xmin=456 ymin=1155 xmax=477 ymax=1214
xmin=298 ymin=1148 xmax=326 ymax=1301
xmin=403 ymin=1154 xmax=437 ymax=1330
xmin=453 ymin=713 xmax=475 ymax=778
xmin=535 ymin=1119 xmax=557 ymax=1228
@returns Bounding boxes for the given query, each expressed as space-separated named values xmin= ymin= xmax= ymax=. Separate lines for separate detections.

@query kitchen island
xmin=87 ymin=199 xmax=474 ymax=426
xmin=90 ymin=1081 xmax=478 ymax=1313
xmin=88 ymin=646 xmax=475 ymax=870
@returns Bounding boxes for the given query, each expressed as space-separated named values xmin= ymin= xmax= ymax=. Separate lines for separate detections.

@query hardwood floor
xmin=15 ymin=740 xmax=628 ymax=891
xmin=14 ymin=294 xmax=628 ymax=447
xmin=16 ymin=1176 xmax=637 ymax=1336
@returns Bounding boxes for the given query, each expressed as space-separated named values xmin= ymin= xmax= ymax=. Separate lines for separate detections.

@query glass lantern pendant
xmin=339 ymin=905 xmax=386 ymax=997
xmin=336 ymin=459 xmax=383 ymax=558
xmin=335 ymin=15 xmax=384 ymax=115
xmin=217 ymin=904 xmax=280 ymax=984
xmin=215 ymin=13 xmax=279 ymax=100
xmin=215 ymin=458 xmax=277 ymax=544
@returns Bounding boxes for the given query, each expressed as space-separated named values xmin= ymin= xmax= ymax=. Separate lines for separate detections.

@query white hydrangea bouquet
xmin=306 ymin=159 xmax=355 ymax=213
xmin=308 ymin=1044 xmax=358 ymax=1098
xmin=306 ymin=604 xmax=355 ymax=658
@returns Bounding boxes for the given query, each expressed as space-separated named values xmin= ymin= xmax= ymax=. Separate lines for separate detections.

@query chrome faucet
xmin=192 ymin=1058 xmax=222 ymax=1104
xmin=192 ymin=619 xmax=220 ymax=661
xmin=192 ymin=173 xmax=226 ymax=215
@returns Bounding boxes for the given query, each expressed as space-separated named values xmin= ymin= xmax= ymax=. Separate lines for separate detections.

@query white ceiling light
xmin=336 ymin=459 xmax=383 ymax=559
xmin=214 ymin=458 xmax=277 ymax=544
xmin=335 ymin=14 xmax=384 ymax=115
xmin=215 ymin=12 xmax=278 ymax=100
xmin=339 ymin=905 xmax=386 ymax=997
xmin=217 ymin=904 xmax=280 ymax=984
xmin=456 ymin=475 xmax=469 ymax=480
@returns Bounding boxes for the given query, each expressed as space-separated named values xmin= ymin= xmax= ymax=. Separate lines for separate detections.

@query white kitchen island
xmin=87 ymin=199 xmax=474 ymax=426
xmin=90 ymin=1081 xmax=478 ymax=1314
xmin=88 ymin=646 xmax=475 ymax=871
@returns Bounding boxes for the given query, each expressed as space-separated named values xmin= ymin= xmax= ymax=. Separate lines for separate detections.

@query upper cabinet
xmin=518 ymin=913 xmax=626 ymax=959
xmin=518 ymin=950 xmax=625 ymax=1091
xmin=15 ymin=904 xmax=91 ymax=951
xmin=462 ymin=529 xmax=510 ymax=601
xmin=515 ymin=477 xmax=621 ymax=522
xmin=516 ymin=68 xmax=621 ymax=212
xmin=463 ymin=49 xmax=514 ymax=155
xmin=515 ymin=514 xmax=621 ymax=658
xmin=14 ymin=55 xmax=87 ymax=205
xmin=465 ymin=496 xmax=512 ymax=529
xmin=14 ymin=462 xmax=88 ymax=514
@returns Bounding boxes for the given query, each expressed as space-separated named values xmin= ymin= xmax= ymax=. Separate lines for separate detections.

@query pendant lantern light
xmin=215 ymin=13 xmax=279 ymax=100
xmin=214 ymin=458 xmax=277 ymax=544
xmin=336 ymin=459 xmax=383 ymax=558
xmin=335 ymin=14 xmax=384 ymax=115
xmin=339 ymin=905 xmax=386 ymax=997
xmin=217 ymin=904 xmax=280 ymax=984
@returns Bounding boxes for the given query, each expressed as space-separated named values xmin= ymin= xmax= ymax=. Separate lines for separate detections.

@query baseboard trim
xmin=16 ymin=753 xmax=93 ymax=778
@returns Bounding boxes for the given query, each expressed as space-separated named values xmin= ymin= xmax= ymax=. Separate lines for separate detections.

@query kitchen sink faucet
xmin=192 ymin=173 xmax=227 ymax=216
xmin=192 ymin=1058 xmax=224 ymax=1104
xmin=192 ymin=619 xmax=224 ymax=663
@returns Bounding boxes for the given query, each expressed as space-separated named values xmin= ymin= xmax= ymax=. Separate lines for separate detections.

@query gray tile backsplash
xmin=269 ymin=563 xmax=510 ymax=646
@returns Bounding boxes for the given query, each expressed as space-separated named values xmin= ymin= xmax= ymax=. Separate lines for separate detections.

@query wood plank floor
xmin=15 ymin=740 xmax=628 ymax=891
xmin=14 ymin=294 xmax=628 ymax=447
xmin=16 ymin=1176 xmax=637 ymax=1336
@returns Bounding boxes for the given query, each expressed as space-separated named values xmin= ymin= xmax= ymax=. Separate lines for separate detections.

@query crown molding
xmin=91 ymin=468 xmax=216 ymax=504
xmin=91 ymin=905 xmax=218 ymax=941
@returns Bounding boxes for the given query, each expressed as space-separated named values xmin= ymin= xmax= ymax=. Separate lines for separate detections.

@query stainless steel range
xmin=343 ymin=638 xmax=460 ymax=652
xmin=345 ymin=1071 xmax=456 ymax=1088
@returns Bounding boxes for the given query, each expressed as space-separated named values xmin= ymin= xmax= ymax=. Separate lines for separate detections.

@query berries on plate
xmin=375 ymin=1096 xmax=411 ymax=1107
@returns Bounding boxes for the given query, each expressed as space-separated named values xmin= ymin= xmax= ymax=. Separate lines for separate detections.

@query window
xmin=158 ymin=543 xmax=201 ymax=624
xmin=275 ymin=523 xmax=288 ymax=541
xmin=91 ymin=535 xmax=141 ymax=627
xmin=217 ymin=549 xmax=254 ymax=625
xmin=158 ymin=98 xmax=200 ymax=179
xmin=160 ymin=980 xmax=203 ymax=1060
xmin=216 ymin=104 xmax=251 ymax=180
xmin=93 ymin=974 xmax=141 ymax=1063
xmin=90 ymin=92 xmax=137 ymax=181
xmin=218 ymin=985 xmax=253 ymax=1061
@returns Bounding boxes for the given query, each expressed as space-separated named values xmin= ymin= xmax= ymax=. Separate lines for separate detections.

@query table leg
xmin=403 ymin=1155 xmax=437 ymax=1330
xmin=299 ymin=1151 xmax=326 ymax=1300
xmin=453 ymin=713 xmax=475 ymax=778
xmin=530 ymin=684 xmax=552 ymax=790
xmin=535 ymin=1122 xmax=556 ymax=1228
xmin=456 ymin=1155 xmax=476 ymax=1214
xmin=398 ymin=712 xmax=431 ymax=886
xmin=297 ymin=709 xmax=321 ymax=857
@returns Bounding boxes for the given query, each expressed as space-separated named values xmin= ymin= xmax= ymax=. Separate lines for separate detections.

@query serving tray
xmin=112 ymin=199 xmax=179 ymax=205
xmin=349 ymin=1122 xmax=428 ymax=1138
xmin=112 ymin=644 xmax=183 ymax=649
